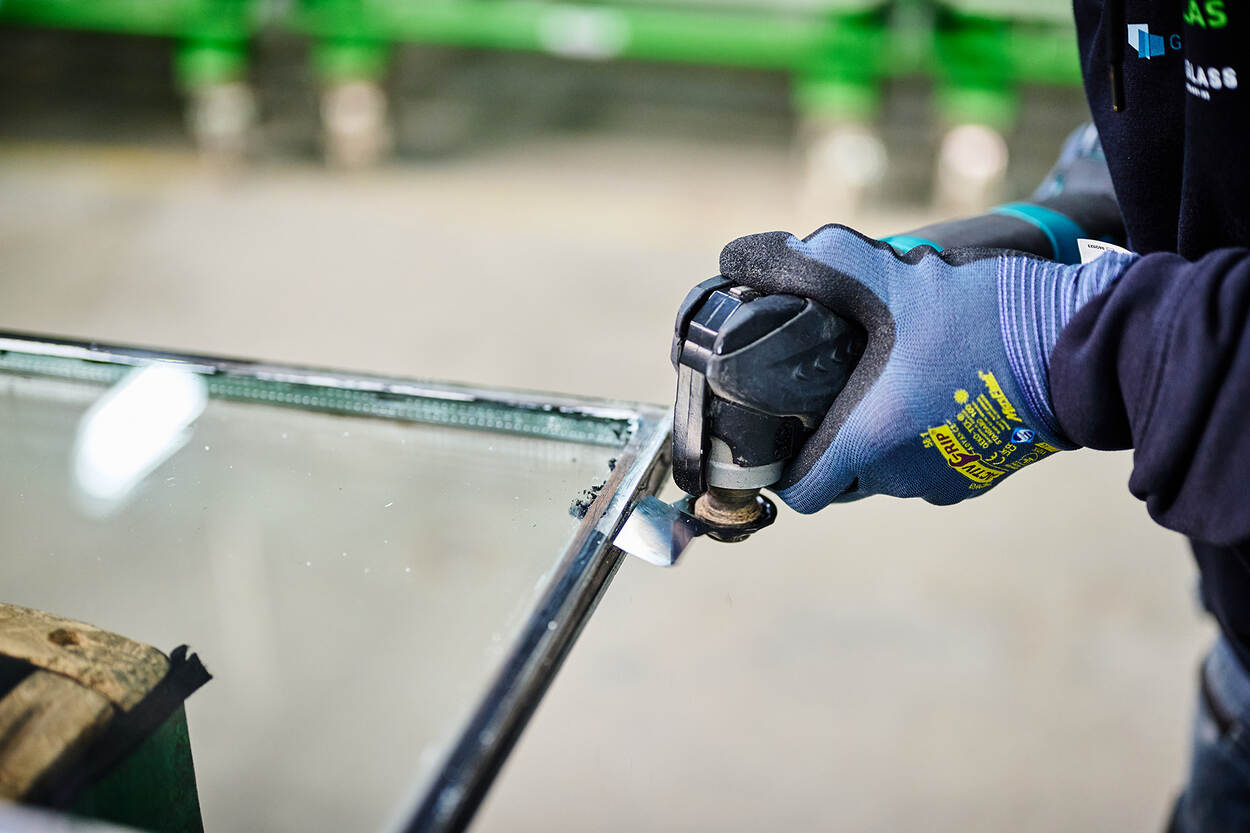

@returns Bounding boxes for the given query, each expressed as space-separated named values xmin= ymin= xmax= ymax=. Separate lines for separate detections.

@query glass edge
xmin=397 ymin=404 xmax=673 ymax=833
xmin=0 ymin=332 xmax=644 ymax=448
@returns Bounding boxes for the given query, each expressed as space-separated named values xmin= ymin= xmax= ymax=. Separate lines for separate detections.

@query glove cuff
xmin=997 ymin=252 xmax=1136 ymax=442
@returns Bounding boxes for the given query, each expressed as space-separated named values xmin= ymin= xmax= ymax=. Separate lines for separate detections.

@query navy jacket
xmin=1053 ymin=2 xmax=1250 ymax=662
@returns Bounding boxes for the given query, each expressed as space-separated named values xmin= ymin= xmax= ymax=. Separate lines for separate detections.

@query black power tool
xmin=669 ymin=189 xmax=1125 ymax=544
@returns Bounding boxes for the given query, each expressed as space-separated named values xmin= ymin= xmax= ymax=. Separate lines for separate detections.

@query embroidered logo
xmin=1127 ymin=23 xmax=1182 ymax=58
xmin=1185 ymin=61 xmax=1238 ymax=100
xmin=1183 ymin=1 xmax=1227 ymax=29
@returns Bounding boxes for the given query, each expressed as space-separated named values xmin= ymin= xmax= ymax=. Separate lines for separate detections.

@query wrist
xmin=998 ymin=251 xmax=1135 ymax=442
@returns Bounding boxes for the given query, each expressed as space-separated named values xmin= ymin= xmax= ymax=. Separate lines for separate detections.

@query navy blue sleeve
xmin=1051 ymin=249 xmax=1250 ymax=547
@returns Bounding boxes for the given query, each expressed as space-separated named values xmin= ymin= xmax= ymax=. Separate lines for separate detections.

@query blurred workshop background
xmin=0 ymin=1 xmax=1209 ymax=831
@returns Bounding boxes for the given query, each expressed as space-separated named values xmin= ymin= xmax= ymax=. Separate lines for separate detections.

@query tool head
xmin=694 ymin=488 xmax=777 ymax=543
xmin=632 ymin=276 xmax=859 ymax=564
xmin=670 ymin=278 xmax=863 ymax=503
xmin=613 ymin=495 xmax=706 ymax=567
xmin=612 ymin=490 xmax=778 ymax=567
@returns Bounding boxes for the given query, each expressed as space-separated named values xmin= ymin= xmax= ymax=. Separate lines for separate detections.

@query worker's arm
xmin=1053 ymin=249 xmax=1250 ymax=547
xmin=721 ymin=225 xmax=1250 ymax=549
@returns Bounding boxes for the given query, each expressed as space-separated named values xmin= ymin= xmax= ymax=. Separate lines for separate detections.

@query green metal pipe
xmin=0 ymin=0 xmax=257 ymax=39
xmin=293 ymin=2 xmax=875 ymax=72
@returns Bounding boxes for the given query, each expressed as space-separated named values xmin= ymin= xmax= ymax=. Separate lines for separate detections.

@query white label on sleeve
xmin=1078 ymin=238 xmax=1133 ymax=264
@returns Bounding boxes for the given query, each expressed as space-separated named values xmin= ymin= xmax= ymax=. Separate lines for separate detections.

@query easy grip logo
xmin=920 ymin=371 xmax=1060 ymax=490
xmin=926 ymin=425 xmax=1003 ymax=485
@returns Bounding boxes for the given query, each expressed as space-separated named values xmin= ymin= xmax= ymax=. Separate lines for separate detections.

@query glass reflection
xmin=73 ymin=364 xmax=207 ymax=514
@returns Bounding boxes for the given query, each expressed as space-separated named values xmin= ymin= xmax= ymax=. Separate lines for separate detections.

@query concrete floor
xmin=0 ymin=55 xmax=1211 ymax=832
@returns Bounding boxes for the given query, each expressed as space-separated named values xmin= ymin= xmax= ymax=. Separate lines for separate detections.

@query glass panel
xmin=0 ymin=362 xmax=622 ymax=833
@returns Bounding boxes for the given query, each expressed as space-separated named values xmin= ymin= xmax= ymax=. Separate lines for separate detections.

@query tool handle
xmin=880 ymin=191 xmax=1125 ymax=263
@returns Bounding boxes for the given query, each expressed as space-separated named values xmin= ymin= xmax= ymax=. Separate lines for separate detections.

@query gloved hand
xmin=719 ymin=224 xmax=1136 ymax=512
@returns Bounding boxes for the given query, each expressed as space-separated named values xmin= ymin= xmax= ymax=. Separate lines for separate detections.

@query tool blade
xmin=613 ymin=495 xmax=706 ymax=567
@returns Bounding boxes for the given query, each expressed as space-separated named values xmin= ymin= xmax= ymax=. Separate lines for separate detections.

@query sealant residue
xmin=569 ymin=458 xmax=618 ymax=519
xmin=568 ymin=481 xmax=605 ymax=519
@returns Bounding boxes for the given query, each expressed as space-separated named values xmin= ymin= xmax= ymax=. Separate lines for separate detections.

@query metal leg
xmin=184 ymin=81 xmax=257 ymax=159
xmin=320 ymin=78 xmax=392 ymax=168
xmin=176 ymin=40 xmax=254 ymax=160
xmin=312 ymin=38 xmax=392 ymax=168
xmin=799 ymin=117 xmax=888 ymax=219
xmin=930 ymin=9 xmax=1019 ymax=212
xmin=792 ymin=9 xmax=887 ymax=219
xmin=932 ymin=121 xmax=1009 ymax=214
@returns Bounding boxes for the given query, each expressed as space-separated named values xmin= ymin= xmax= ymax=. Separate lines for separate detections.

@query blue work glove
xmin=719 ymin=225 xmax=1136 ymax=512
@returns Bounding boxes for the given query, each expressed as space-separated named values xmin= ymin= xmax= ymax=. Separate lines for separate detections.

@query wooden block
xmin=0 ymin=604 xmax=167 ymax=712
xmin=0 ymin=670 xmax=113 ymax=800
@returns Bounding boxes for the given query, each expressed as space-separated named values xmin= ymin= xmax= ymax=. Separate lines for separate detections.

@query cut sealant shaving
xmin=568 ymin=480 xmax=605 ymax=519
